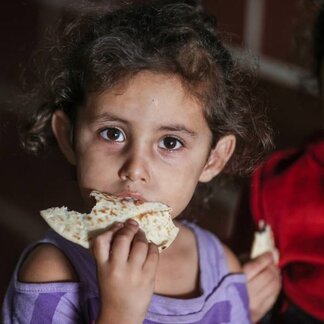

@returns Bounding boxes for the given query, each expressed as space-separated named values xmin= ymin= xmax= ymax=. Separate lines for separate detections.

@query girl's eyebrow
xmin=159 ymin=125 xmax=197 ymax=137
xmin=88 ymin=112 xmax=128 ymax=125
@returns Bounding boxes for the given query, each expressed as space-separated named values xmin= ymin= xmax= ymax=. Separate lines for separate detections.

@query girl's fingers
xmin=249 ymin=266 xmax=281 ymax=322
xmin=243 ymin=252 xmax=274 ymax=281
xmin=247 ymin=264 xmax=281 ymax=297
xmin=128 ymin=229 xmax=149 ymax=266
xmin=143 ymin=243 xmax=159 ymax=274
xmin=91 ymin=222 xmax=124 ymax=264
xmin=109 ymin=219 xmax=139 ymax=263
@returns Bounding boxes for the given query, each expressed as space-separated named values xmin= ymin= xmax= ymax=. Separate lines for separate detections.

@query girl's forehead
xmin=85 ymin=72 xmax=202 ymax=113
xmin=103 ymin=71 xmax=189 ymax=96
xmin=80 ymin=71 xmax=211 ymax=133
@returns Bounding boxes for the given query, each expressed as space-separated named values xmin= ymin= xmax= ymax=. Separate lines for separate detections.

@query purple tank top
xmin=2 ymin=222 xmax=251 ymax=323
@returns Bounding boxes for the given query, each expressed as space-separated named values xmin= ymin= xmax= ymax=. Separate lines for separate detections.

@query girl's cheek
xmin=156 ymin=148 xmax=189 ymax=165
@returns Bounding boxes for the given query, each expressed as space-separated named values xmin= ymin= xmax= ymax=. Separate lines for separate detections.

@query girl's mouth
xmin=115 ymin=191 xmax=146 ymax=202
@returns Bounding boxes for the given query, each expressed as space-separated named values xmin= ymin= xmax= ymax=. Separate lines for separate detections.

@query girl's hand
xmin=91 ymin=219 xmax=159 ymax=324
xmin=243 ymin=252 xmax=281 ymax=323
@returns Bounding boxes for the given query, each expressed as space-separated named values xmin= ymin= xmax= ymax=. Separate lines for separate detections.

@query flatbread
xmin=250 ymin=220 xmax=279 ymax=263
xmin=40 ymin=191 xmax=179 ymax=252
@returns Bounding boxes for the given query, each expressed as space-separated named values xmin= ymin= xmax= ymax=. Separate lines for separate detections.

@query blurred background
xmin=0 ymin=0 xmax=322 ymax=302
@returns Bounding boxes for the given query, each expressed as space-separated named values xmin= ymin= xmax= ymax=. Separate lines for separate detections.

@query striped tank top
xmin=2 ymin=222 xmax=251 ymax=323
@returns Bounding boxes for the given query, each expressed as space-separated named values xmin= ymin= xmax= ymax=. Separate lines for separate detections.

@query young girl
xmin=2 ymin=1 xmax=271 ymax=323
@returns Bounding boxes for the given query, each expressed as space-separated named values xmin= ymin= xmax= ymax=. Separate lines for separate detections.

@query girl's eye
xmin=99 ymin=128 xmax=125 ymax=142
xmin=159 ymin=136 xmax=183 ymax=150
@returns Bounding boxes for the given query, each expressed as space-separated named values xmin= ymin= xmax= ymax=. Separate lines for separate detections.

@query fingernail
xmin=127 ymin=218 xmax=138 ymax=226
xmin=115 ymin=222 xmax=124 ymax=227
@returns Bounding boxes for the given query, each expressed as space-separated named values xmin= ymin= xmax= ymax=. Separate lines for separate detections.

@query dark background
xmin=0 ymin=0 xmax=322 ymax=302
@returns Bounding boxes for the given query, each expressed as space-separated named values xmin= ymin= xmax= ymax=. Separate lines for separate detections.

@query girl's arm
xmin=18 ymin=220 xmax=159 ymax=324
xmin=92 ymin=219 xmax=159 ymax=324
xmin=16 ymin=245 xmax=83 ymax=323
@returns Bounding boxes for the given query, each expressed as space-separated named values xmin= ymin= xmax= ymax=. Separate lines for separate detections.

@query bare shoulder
xmin=222 ymin=244 xmax=242 ymax=273
xmin=18 ymin=244 xmax=78 ymax=283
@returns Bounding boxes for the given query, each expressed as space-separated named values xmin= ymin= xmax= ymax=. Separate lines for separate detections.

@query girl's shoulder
xmin=18 ymin=243 xmax=78 ymax=283
xmin=3 ymin=231 xmax=98 ymax=323
xmin=222 ymin=243 xmax=242 ymax=273
xmin=16 ymin=230 xmax=97 ymax=288
xmin=3 ymin=240 xmax=89 ymax=324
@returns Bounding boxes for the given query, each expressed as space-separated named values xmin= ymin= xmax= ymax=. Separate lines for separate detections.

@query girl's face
xmin=53 ymin=72 xmax=235 ymax=218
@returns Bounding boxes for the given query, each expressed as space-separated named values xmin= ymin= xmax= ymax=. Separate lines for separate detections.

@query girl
xmin=2 ymin=1 xmax=272 ymax=323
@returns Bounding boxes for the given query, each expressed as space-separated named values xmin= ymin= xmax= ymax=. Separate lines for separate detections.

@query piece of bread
xmin=40 ymin=191 xmax=179 ymax=252
xmin=250 ymin=220 xmax=279 ymax=263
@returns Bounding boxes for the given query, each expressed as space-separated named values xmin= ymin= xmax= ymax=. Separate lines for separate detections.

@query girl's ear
xmin=199 ymin=135 xmax=236 ymax=183
xmin=51 ymin=110 xmax=76 ymax=165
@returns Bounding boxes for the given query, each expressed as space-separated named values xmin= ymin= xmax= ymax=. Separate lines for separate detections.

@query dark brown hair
xmin=23 ymin=0 xmax=272 ymax=176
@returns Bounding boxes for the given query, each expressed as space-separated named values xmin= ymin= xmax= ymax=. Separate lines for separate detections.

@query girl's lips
xmin=115 ymin=191 xmax=146 ymax=202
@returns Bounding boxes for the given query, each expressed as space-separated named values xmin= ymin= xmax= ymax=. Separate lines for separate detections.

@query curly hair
xmin=23 ymin=0 xmax=272 ymax=176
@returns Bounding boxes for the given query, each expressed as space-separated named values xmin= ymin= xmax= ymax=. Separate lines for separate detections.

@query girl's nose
xmin=118 ymin=150 xmax=150 ymax=183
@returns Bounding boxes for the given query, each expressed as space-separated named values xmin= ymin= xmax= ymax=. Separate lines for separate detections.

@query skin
xmin=19 ymin=71 xmax=239 ymax=324
xmin=243 ymin=252 xmax=281 ymax=323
